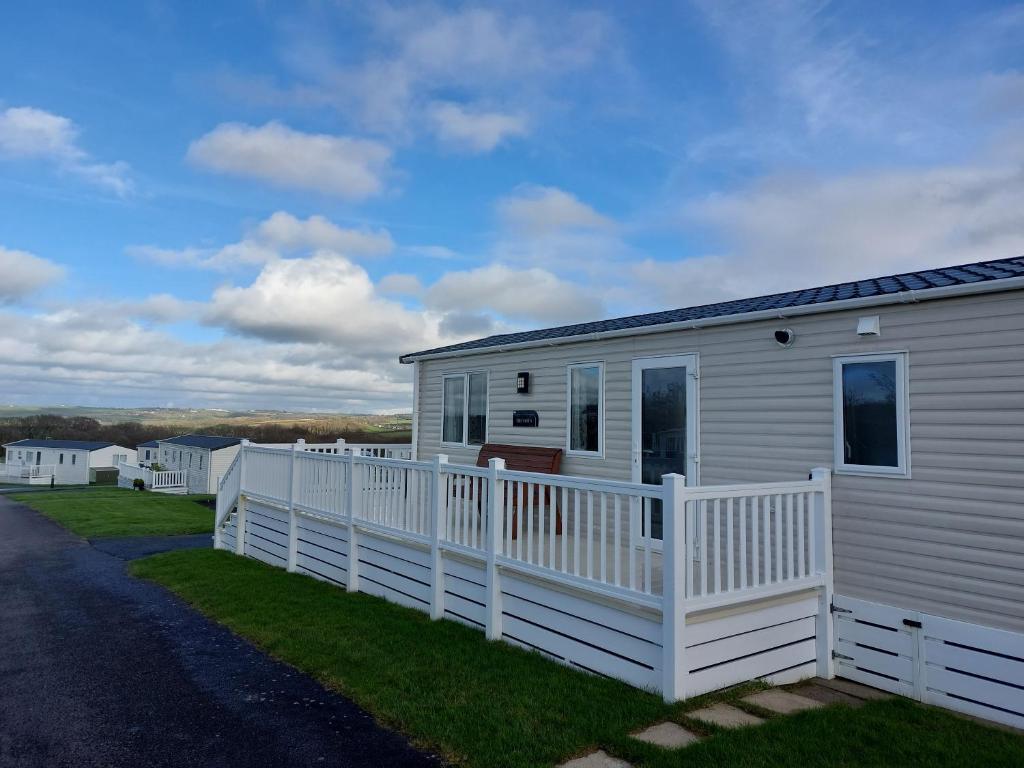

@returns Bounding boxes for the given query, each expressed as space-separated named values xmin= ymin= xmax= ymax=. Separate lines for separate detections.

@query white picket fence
xmin=117 ymin=461 xmax=186 ymax=491
xmin=214 ymin=444 xmax=834 ymax=701
xmin=0 ymin=463 xmax=55 ymax=483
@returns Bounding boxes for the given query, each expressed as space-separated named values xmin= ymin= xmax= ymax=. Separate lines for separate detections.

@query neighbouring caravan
xmin=156 ymin=434 xmax=242 ymax=494
xmin=137 ymin=439 xmax=159 ymax=467
xmin=2 ymin=439 xmax=136 ymax=485
xmin=399 ymin=256 xmax=1024 ymax=727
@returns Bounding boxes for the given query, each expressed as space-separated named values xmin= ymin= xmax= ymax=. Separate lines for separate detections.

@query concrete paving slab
xmin=688 ymin=703 xmax=764 ymax=728
xmin=558 ymin=750 xmax=632 ymax=768
xmin=742 ymin=689 xmax=824 ymax=714
xmin=630 ymin=721 xmax=699 ymax=748
xmin=790 ymin=682 xmax=865 ymax=707
xmin=816 ymin=677 xmax=892 ymax=701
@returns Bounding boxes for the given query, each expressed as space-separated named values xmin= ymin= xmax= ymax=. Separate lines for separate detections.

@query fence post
xmin=429 ymin=454 xmax=449 ymax=620
xmin=811 ymin=466 xmax=835 ymax=679
xmin=235 ymin=440 xmax=249 ymax=557
xmin=286 ymin=443 xmax=299 ymax=572
xmin=213 ymin=474 xmax=223 ymax=550
xmin=661 ymin=473 xmax=687 ymax=702
xmin=345 ymin=455 xmax=361 ymax=592
xmin=336 ymin=437 xmax=347 ymax=455
xmin=485 ymin=457 xmax=506 ymax=640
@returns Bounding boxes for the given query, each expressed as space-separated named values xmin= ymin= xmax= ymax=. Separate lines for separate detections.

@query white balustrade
xmin=0 ymin=463 xmax=55 ymax=480
xmin=214 ymin=445 xmax=833 ymax=702
xmin=118 ymin=461 xmax=186 ymax=491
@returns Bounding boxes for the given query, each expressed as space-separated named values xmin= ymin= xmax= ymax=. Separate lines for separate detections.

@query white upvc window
xmin=441 ymin=371 xmax=489 ymax=447
xmin=567 ymin=362 xmax=604 ymax=457
xmin=833 ymin=352 xmax=909 ymax=477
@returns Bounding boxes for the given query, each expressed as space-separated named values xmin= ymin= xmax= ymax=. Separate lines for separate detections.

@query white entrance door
xmin=631 ymin=354 xmax=699 ymax=541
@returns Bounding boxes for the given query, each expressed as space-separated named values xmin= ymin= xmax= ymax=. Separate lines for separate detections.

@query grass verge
xmin=11 ymin=487 xmax=214 ymax=538
xmin=132 ymin=549 xmax=1024 ymax=768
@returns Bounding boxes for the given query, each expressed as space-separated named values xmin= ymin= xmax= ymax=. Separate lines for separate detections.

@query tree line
xmin=0 ymin=415 xmax=409 ymax=450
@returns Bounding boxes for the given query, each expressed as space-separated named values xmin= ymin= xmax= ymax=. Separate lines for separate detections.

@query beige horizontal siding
xmin=415 ymin=290 xmax=1024 ymax=632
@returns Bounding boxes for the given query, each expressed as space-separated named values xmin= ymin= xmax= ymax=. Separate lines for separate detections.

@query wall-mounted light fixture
xmin=516 ymin=372 xmax=530 ymax=394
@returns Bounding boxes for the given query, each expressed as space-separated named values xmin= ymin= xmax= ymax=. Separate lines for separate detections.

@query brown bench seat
xmin=475 ymin=443 xmax=563 ymax=538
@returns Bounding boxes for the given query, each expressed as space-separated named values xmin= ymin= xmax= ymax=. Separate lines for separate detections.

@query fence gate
xmin=833 ymin=594 xmax=1024 ymax=729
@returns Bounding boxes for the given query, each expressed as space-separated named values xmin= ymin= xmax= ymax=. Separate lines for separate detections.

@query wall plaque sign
xmin=512 ymin=410 xmax=539 ymax=428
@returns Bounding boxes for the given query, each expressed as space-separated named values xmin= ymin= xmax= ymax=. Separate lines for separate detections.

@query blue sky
xmin=1 ymin=1 xmax=1023 ymax=411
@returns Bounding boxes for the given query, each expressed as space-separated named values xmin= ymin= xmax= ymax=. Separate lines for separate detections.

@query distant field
xmin=0 ymin=405 xmax=412 ymax=433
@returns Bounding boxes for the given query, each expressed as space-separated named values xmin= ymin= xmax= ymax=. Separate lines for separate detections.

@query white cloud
xmin=129 ymin=211 xmax=393 ymax=271
xmin=498 ymin=185 xmax=615 ymax=237
xmin=218 ymin=6 xmax=614 ymax=148
xmin=120 ymin=294 xmax=199 ymax=324
xmin=187 ymin=122 xmax=392 ymax=200
xmin=688 ymin=1 xmax=1024 ymax=164
xmin=0 ymin=106 xmax=131 ymax=194
xmin=254 ymin=211 xmax=393 ymax=255
xmin=633 ymin=150 xmax=1024 ymax=308
xmin=426 ymin=263 xmax=602 ymax=324
xmin=428 ymin=101 xmax=527 ymax=152
xmin=0 ymin=246 xmax=65 ymax=304
xmin=205 ymin=255 xmax=450 ymax=356
xmin=0 ymin=305 xmax=413 ymax=411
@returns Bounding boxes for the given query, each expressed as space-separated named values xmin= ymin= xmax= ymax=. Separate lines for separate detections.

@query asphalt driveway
xmin=0 ymin=496 xmax=442 ymax=768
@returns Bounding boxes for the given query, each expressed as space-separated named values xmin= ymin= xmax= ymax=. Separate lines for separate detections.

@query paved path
xmin=0 ymin=496 xmax=442 ymax=768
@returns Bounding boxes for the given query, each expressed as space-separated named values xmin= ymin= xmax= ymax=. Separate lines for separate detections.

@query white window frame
xmin=833 ymin=351 xmax=910 ymax=477
xmin=566 ymin=361 xmax=605 ymax=458
xmin=440 ymin=371 xmax=489 ymax=448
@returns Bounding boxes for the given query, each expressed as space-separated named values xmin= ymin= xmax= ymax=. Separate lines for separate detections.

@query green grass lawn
xmin=11 ymin=487 xmax=215 ymax=538
xmin=132 ymin=549 xmax=1024 ymax=768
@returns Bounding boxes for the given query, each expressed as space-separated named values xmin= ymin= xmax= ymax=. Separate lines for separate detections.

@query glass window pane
xmin=467 ymin=373 xmax=487 ymax=445
xmin=842 ymin=360 xmax=898 ymax=467
xmin=570 ymin=365 xmax=601 ymax=452
xmin=443 ymin=376 xmax=465 ymax=443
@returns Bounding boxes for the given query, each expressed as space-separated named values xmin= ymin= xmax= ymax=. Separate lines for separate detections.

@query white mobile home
xmin=137 ymin=440 xmax=159 ymax=467
xmin=398 ymin=256 xmax=1024 ymax=725
xmin=2 ymin=440 xmax=135 ymax=485
xmin=213 ymin=255 xmax=1024 ymax=729
xmin=157 ymin=434 xmax=242 ymax=494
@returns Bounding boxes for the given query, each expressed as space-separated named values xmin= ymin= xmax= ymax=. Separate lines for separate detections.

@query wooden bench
xmin=476 ymin=444 xmax=563 ymax=538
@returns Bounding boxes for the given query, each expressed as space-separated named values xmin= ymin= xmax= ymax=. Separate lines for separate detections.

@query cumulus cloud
xmin=0 ymin=305 xmax=413 ymax=411
xmin=498 ymin=185 xmax=615 ymax=237
xmin=428 ymin=101 xmax=527 ymax=152
xmin=129 ymin=211 xmax=393 ymax=271
xmin=426 ymin=263 xmax=602 ymax=324
xmin=633 ymin=151 xmax=1024 ymax=308
xmin=187 ymin=122 xmax=392 ymax=200
xmin=205 ymin=255 xmax=450 ymax=356
xmin=0 ymin=246 xmax=65 ymax=303
xmin=0 ymin=106 xmax=131 ymax=194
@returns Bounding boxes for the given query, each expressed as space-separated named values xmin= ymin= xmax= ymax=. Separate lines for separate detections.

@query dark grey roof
xmin=400 ymin=256 xmax=1024 ymax=362
xmin=159 ymin=434 xmax=243 ymax=451
xmin=138 ymin=440 xmax=160 ymax=448
xmin=4 ymin=439 xmax=116 ymax=451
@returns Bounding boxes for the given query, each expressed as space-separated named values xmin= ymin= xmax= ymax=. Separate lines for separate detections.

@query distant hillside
xmin=0 ymin=408 xmax=412 ymax=450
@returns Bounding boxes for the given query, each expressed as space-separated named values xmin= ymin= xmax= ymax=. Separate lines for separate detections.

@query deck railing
xmin=215 ymin=444 xmax=833 ymax=701
xmin=117 ymin=461 xmax=186 ymax=490
xmin=0 ymin=463 xmax=55 ymax=479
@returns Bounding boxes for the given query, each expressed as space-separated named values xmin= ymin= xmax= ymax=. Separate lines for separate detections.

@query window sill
xmin=566 ymin=449 xmax=604 ymax=459
xmin=834 ymin=465 xmax=910 ymax=479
